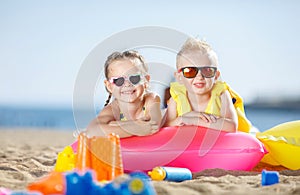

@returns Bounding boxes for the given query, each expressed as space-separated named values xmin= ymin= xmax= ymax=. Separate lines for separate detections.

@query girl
xmin=165 ymin=38 xmax=251 ymax=133
xmin=86 ymin=50 xmax=162 ymax=138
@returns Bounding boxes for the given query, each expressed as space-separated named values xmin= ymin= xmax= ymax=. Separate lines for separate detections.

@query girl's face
xmin=104 ymin=59 xmax=147 ymax=103
xmin=175 ymin=51 xmax=220 ymax=96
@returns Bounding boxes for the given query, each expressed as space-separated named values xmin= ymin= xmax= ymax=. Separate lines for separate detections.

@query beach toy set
xmin=67 ymin=126 xmax=266 ymax=173
xmin=3 ymin=170 xmax=155 ymax=195
xmin=4 ymin=120 xmax=299 ymax=194
xmin=2 ymin=133 xmax=157 ymax=195
xmin=54 ymin=132 xmax=124 ymax=181
xmin=31 ymin=122 xmax=300 ymax=176
xmin=39 ymin=170 xmax=155 ymax=195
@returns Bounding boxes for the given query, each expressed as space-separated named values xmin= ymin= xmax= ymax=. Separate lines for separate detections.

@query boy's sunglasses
xmin=109 ymin=74 xmax=142 ymax=87
xmin=178 ymin=66 xmax=217 ymax=78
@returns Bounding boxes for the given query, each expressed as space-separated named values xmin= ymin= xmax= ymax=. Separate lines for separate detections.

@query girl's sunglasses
xmin=178 ymin=66 xmax=217 ymax=78
xmin=109 ymin=74 xmax=142 ymax=87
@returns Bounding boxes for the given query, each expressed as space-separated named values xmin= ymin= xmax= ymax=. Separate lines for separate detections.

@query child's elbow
xmin=230 ymin=120 xmax=238 ymax=133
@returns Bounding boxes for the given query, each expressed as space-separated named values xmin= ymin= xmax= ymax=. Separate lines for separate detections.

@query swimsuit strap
xmin=120 ymin=106 xmax=146 ymax=121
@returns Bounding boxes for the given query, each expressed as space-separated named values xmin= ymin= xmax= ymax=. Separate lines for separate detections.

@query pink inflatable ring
xmin=121 ymin=126 xmax=266 ymax=172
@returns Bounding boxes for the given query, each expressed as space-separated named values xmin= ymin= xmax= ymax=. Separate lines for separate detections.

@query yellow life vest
xmin=169 ymin=81 xmax=251 ymax=133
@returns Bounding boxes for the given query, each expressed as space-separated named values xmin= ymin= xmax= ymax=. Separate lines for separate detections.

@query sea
xmin=0 ymin=105 xmax=299 ymax=132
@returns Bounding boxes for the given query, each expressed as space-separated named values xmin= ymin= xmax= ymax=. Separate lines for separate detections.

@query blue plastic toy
xmin=261 ymin=169 xmax=279 ymax=186
xmin=128 ymin=172 xmax=156 ymax=195
xmin=65 ymin=170 xmax=156 ymax=195
xmin=6 ymin=170 xmax=156 ymax=195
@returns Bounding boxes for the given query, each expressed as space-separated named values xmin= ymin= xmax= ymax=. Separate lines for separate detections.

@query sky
xmin=1 ymin=0 xmax=300 ymax=109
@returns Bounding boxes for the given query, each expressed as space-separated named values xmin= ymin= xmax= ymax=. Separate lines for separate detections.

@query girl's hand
xmin=134 ymin=119 xmax=159 ymax=136
xmin=112 ymin=119 xmax=159 ymax=136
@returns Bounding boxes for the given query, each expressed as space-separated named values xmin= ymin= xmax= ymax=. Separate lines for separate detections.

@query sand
xmin=0 ymin=128 xmax=300 ymax=195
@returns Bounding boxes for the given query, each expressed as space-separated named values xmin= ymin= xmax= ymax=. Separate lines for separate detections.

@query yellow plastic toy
xmin=256 ymin=120 xmax=300 ymax=170
xmin=54 ymin=146 xmax=76 ymax=172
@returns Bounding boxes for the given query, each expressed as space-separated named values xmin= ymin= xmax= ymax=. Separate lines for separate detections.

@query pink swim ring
xmin=121 ymin=126 xmax=266 ymax=172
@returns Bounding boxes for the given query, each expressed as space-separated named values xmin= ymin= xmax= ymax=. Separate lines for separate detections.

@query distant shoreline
xmin=0 ymin=102 xmax=299 ymax=130
xmin=245 ymin=99 xmax=300 ymax=110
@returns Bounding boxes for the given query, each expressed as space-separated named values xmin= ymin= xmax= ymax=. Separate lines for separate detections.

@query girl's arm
xmin=116 ymin=93 xmax=162 ymax=137
xmin=86 ymin=94 xmax=162 ymax=138
xmin=145 ymin=93 xmax=162 ymax=126
xmin=86 ymin=105 xmax=132 ymax=138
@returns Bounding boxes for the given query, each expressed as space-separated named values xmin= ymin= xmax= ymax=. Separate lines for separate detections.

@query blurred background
xmin=1 ymin=0 xmax=299 ymax=131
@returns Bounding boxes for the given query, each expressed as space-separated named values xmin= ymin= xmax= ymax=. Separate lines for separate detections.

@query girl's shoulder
xmin=144 ymin=92 xmax=161 ymax=102
xmin=99 ymin=100 xmax=119 ymax=116
xmin=143 ymin=92 xmax=161 ymax=109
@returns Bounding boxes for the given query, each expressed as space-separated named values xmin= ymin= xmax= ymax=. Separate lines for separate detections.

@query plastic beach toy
xmin=27 ymin=171 xmax=65 ymax=195
xmin=76 ymin=132 xmax=123 ymax=181
xmin=148 ymin=166 xmax=192 ymax=182
xmin=261 ymin=169 xmax=279 ymax=186
xmin=54 ymin=146 xmax=76 ymax=172
xmin=256 ymin=120 xmax=300 ymax=170
xmin=25 ymin=169 xmax=156 ymax=195
xmin=121 ymin=125 xmax=266 ymax=172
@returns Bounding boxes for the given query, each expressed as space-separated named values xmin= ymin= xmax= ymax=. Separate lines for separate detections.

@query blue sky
xmin=1 ymin=0 xmax=300 ymax=108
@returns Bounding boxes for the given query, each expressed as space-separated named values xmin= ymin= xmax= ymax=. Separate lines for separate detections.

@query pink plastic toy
xmin=121 ymin=126 xmax=267 ymax=172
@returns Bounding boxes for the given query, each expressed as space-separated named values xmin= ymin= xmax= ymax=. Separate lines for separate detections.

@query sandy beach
xmin=0 ymin=129 xmax=299 ymax=195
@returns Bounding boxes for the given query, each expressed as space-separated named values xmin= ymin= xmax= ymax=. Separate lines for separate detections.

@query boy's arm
xmin=184 ymin=91 xmax=238 ymax=132
xmin=164 ymin=92 xmax=237 ymax=132
xmin=199 ymin=91 xmax=237 ymax=132
xmin=164 ymin=98 xmax=217 ymax=126
xmin=164 ymin=97 xmax=182 ymax=126
xmin=217 ymin=90 xmax=238 ymax=132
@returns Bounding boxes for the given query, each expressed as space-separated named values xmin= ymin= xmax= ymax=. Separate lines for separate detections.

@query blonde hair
xmin=176 ymin=37 xmax=219 ymax=67
xmin=104 ymin=50 xmax=148 ymax=106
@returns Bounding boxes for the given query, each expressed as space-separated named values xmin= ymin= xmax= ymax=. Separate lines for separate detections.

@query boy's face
xmin=175 ymin=51 xmax=219 ymax=95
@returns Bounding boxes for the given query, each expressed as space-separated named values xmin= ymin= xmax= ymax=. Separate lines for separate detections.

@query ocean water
xmin=0 ymin=105 xmax=299 ymax=132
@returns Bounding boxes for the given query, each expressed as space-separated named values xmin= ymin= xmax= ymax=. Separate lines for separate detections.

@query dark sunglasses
xmin=178 ymin=66 xmax=217 ymax=78
xmin=109 ymin=74 xmax=142 ymax=87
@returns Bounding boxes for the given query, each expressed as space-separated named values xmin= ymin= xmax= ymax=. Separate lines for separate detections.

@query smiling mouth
xmin=194 ymin=83 xmax=205 ymax=88
xmin=121 ymin=89 xmax=136 ymax=94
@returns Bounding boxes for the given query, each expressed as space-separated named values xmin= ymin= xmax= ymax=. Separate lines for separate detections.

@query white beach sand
xmin=0 ymin=129 xmax=299 ymax=194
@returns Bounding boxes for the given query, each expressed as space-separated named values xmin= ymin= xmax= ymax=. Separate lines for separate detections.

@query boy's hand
xmin=198 ymin=112 xmax=218 ymax=123
xmin=182 ymin=111 xmax=218 ymax=123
